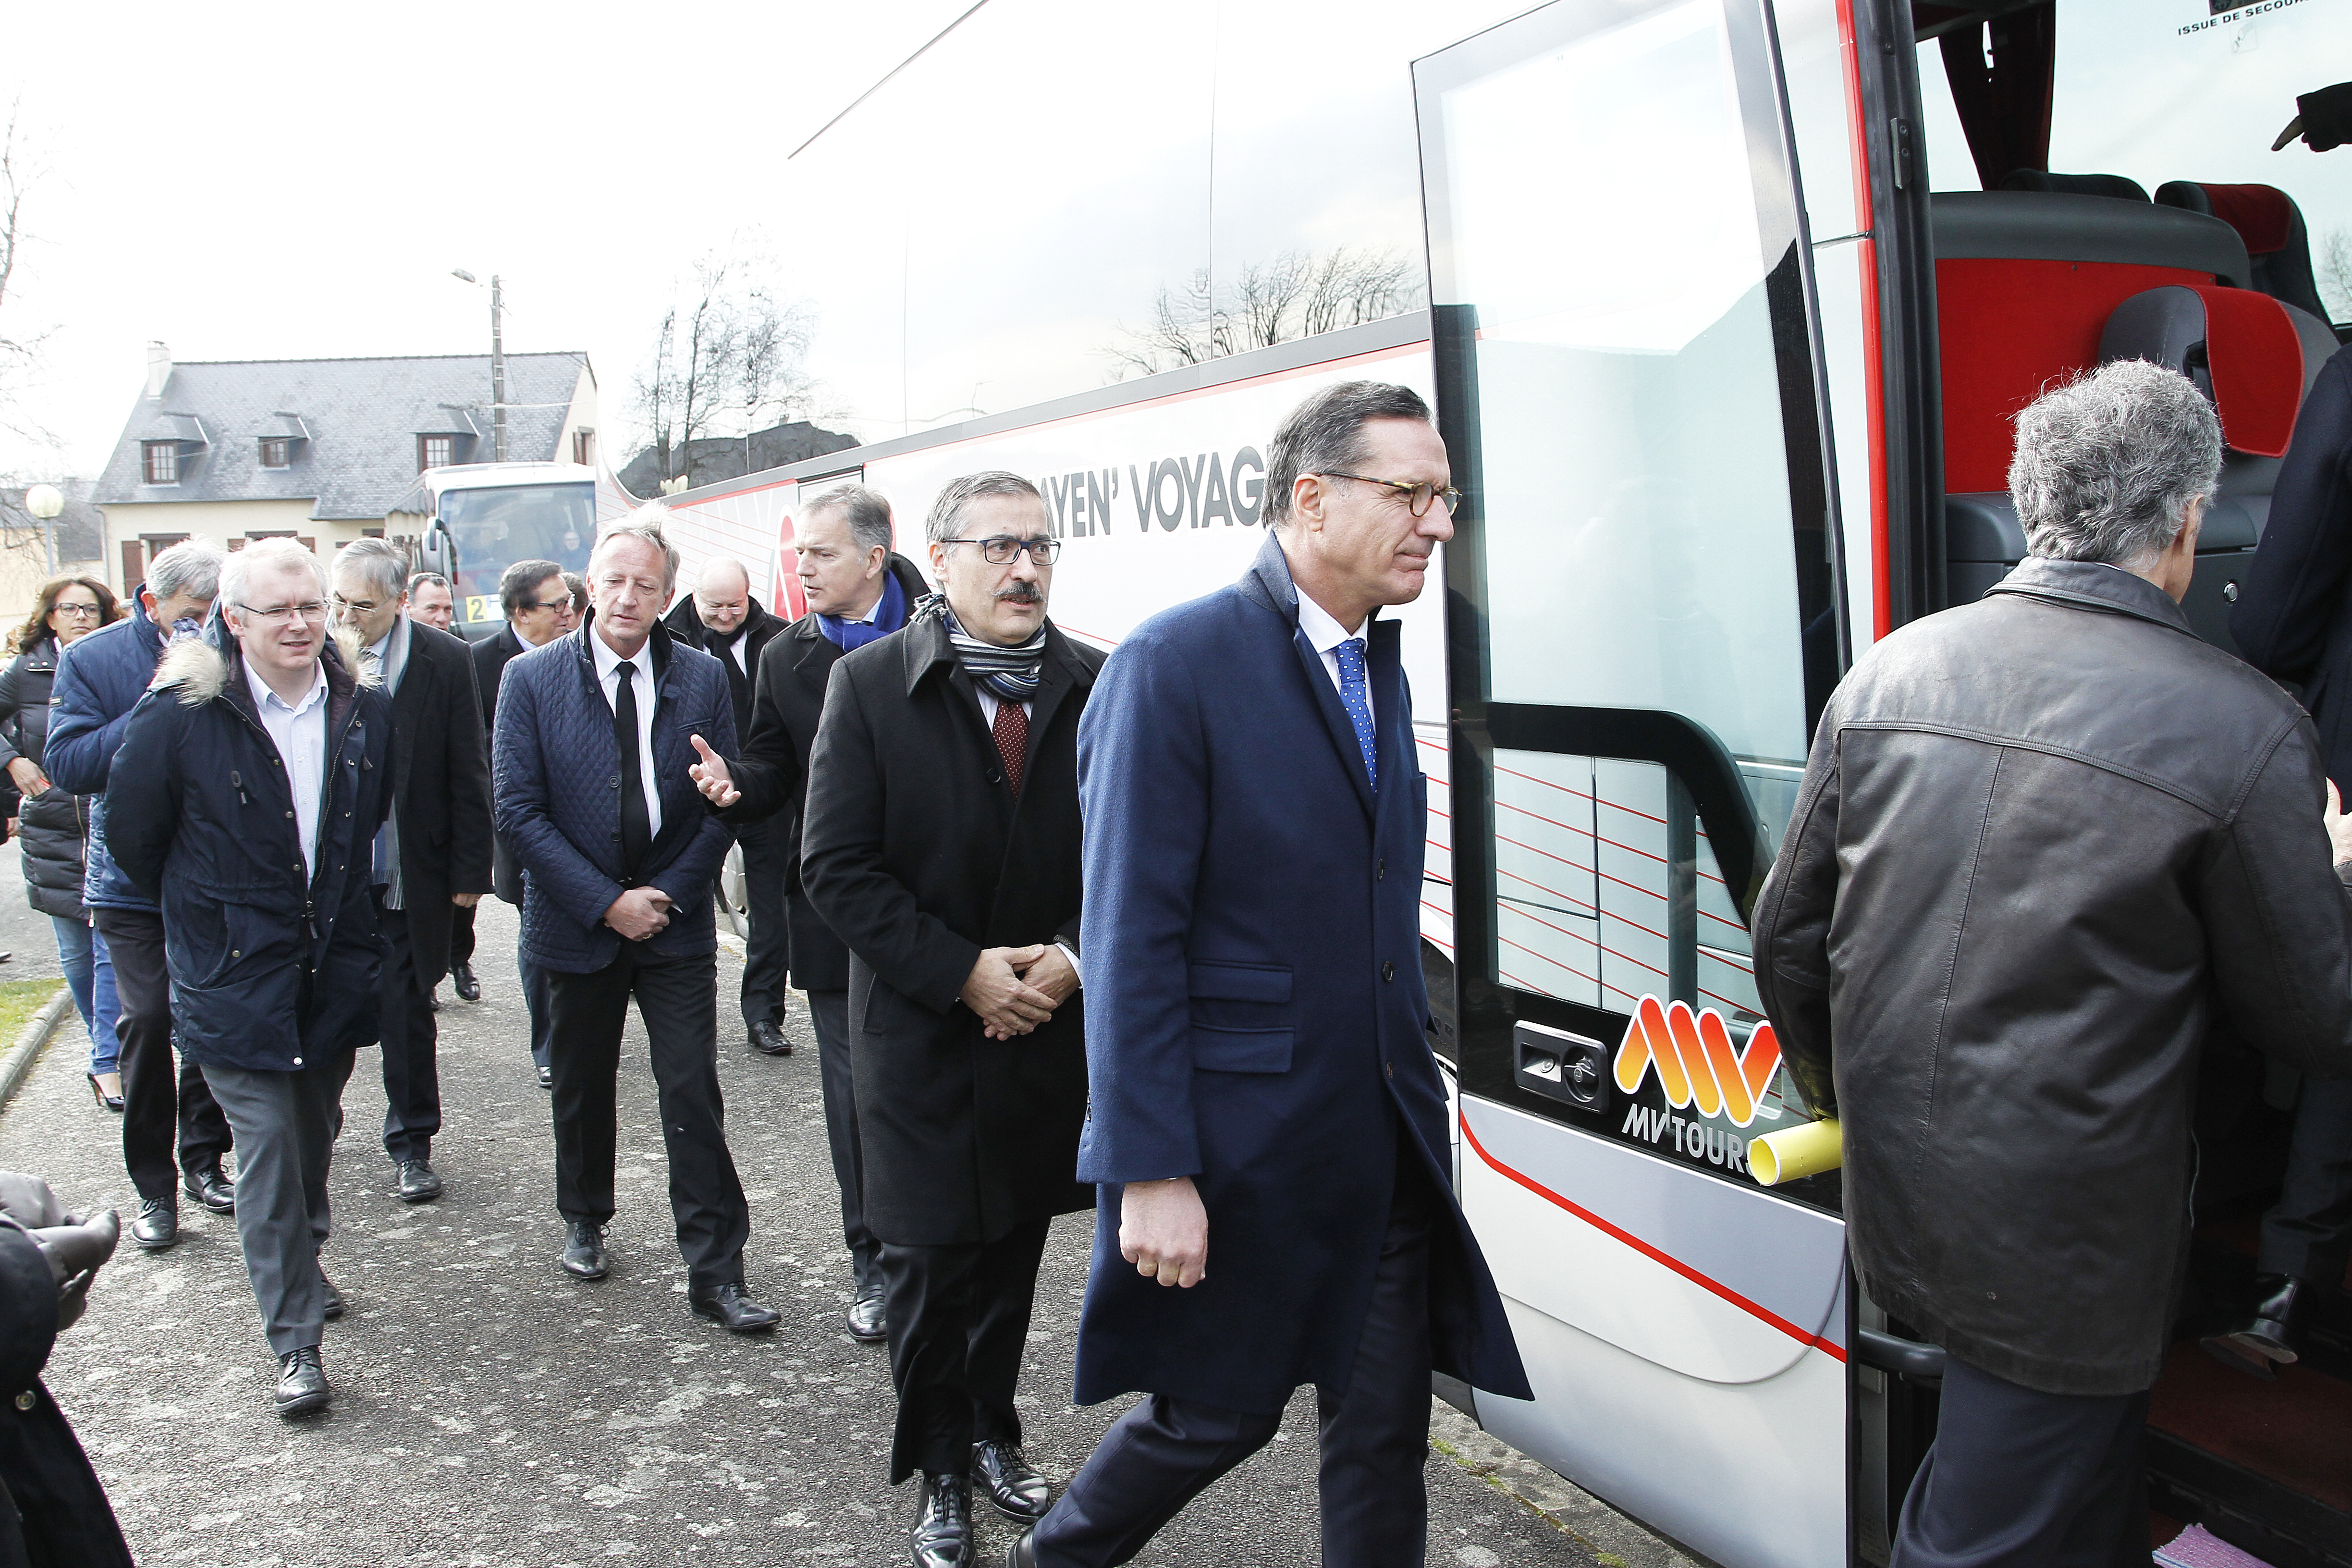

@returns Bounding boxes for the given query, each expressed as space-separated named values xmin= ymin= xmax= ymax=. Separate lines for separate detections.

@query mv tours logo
xmin=1032 ymin=447 xmax=1268 ymax=539
xmin=1610 ymin=995 xmax=1784 ymax=1174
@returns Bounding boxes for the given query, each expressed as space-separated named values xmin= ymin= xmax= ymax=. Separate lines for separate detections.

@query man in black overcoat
xmin=0 ymin=1171 xmax=127 ymax=1568
xmin=687 ymin=483 xmax=929 ymax=1343
xmin=798 ymin=471 xmax=1098 ymax=1568
xmin=470 ymin=558 xmax=573 ymax=1088
xmin=332 ymin=540 xmax=493 ymax=1204
xmin=659 ymin=556 xmax=788 ymax=1052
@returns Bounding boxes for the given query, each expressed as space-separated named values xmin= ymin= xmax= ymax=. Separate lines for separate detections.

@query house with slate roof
xmin=88 ymin=343 xmax=596 ymax=594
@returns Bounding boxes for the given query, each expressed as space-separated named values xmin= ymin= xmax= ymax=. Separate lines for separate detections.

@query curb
xmin=0 ymin=985 xmax=73 ymax=1115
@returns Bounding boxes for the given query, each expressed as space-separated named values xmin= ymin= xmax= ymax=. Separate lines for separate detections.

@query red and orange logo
xmin=1611 ymin=996 xmax=1783 ymax=1128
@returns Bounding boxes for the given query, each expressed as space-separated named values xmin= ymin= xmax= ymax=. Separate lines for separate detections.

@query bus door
xmin=1414 ymin=5 xmax=1854 ymax=1566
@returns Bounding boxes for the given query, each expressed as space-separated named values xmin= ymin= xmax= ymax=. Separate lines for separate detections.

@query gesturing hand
xmin=1120 ymin=1176 xmax=1208 ymax=1288
xmin=2328 ymin=780 xmax=2352 ymax=870
xmin=688 ymin=734 xmax=741 ymax=808
xmin=604 ymin=886 xmax=674 ymax=941
xmin=962 ymin=944 xmax=1059 ymax=1039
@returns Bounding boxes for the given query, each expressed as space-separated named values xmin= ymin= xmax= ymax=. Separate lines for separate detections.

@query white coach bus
xmin=644 ymin=2 xmax=2352 ymax=1563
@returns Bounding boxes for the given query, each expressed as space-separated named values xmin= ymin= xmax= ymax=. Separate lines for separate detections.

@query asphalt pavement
xmin=0 ymin=886 xmax=1683 ymax=1568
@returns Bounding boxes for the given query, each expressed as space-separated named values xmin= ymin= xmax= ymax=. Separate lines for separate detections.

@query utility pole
xmin=491 ymin=273 xmax=509 ymax=463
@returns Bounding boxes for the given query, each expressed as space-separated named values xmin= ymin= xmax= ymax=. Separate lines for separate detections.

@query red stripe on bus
xmin=1458 ymin=1115 xmax=1844 ymax=1362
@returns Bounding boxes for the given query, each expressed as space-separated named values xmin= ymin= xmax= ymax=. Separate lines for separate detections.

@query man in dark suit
xmin=493 ymin=517 xmax=776 ymax=1334
xmin=796 ymin=472 xmax=1098 ymax=1568
xmin=1020 ymin=384 xmax=1528 ymax=1568
xmin=687 ymin=484 xmax=928 ymax=1343
xmin=660 ymin=556 xmax=788 ymax=1053
xmin=332 ymin=540 xmax=493 ymax=1204
xmin=470 ymin=558 xmax=572 ymax=1087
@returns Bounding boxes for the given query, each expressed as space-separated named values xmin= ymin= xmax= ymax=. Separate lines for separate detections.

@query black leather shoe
xmin=536 ymin=1063 xmax=553 ymax=1090
xmin=973 ymin=1440 xmax=1051 ymax=1522
xmin=2203 ymin=1273 xmax=2311 ymax=1378
xmin=847 ymin=1289 xmax=888 ymax=1343
xmin=183 ymin=1165 xmax=235 ymax=1215
xmin=911 ymin=1472 xmax=972 ymax=1568
xmin=396 ymin=1158 xmax=443 ymax=1203
xmin=274 ymin=1346 xmax=331 ymax=1417
xmin=690 ymin=1281 xmax=781 ymax=1333
xmin=320 ymin=1273 xmax=345 ymax=1321
xmin=130 ymin=1197 xmax=178 ymax=1250
xmin=451 ymin=962 xmax=480 ymax=1003
xmin=560 ymin=1221 xmax=608 ymax=1280
xmin=1004 ymin=1527 xmax=1038 ymax=1568
xmin=748 ymin=1018 xmax=792 ymax=1056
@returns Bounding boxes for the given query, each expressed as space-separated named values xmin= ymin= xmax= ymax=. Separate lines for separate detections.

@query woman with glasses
xmin=0 ymin=577 xmax=124 ymax=1110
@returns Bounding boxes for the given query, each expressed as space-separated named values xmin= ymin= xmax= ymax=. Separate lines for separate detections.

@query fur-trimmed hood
xmin=150 ymin=613 xmax=374 ymax=707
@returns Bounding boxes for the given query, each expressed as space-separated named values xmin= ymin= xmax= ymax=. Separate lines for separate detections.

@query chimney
xmin=145 ymin=342 xmax=172 ymax=400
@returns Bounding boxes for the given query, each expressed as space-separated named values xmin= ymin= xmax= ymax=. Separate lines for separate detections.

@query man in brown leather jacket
xmin=1753 ymin=359 xmax=2352 ymax=1567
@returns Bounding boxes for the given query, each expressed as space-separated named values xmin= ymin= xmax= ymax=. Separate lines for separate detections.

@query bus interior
xmin=1911 ymin=4 xmax=2348 ymax=1562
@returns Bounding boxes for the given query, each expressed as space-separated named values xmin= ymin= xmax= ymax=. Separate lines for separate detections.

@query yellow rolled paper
xmin=1750 ymin=1118 xmax=1842 ymax=1187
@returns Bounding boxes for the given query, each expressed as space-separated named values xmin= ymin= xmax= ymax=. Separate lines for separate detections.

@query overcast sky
xmin=0 ymin=0 xmax=974 ymax=478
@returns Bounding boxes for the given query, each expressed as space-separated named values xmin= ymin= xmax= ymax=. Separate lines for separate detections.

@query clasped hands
xmin=0 ymin=1171 xmax=119 ymax=1333
xmin=961 ymin=943 xmax=1078 ymax=1041
xmin=604 ymin=886 xmax=674 ymax=941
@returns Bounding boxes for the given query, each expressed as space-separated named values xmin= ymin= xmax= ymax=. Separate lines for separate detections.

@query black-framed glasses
xmin=51 ymin=602 xmax=102 ymax=619
xmin=526 ymin=596 xmax=572 ymax=613
xmin=942 ymin=535 xmax=1061 ymax=566
xmin=1317 ymin=473 xmax=1462 ymax=518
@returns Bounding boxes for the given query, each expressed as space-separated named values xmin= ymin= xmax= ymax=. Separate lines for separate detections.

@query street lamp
xmin=23 ymin=484 xmax=62 ymax=575
xmin=450 ymin=269 xmax=508 ymax=462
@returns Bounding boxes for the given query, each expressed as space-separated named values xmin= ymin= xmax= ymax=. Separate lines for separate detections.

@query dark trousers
xmin=737 ymin=823 xmax=788 ymax=1029
xmin=92 ymin=908 xmax=231 ymax=1204
xmin=1890 ymin=1355 xmax=2150 ymax=1568
xmin=807 ymin=989 xmax=880 ymax=1295
xmin=204 ymin=1053 xmax=356 ymax=1358
xmin=520 ymin=953 xmax=554 ymax=1073
xmin=881 ymin=1216 xmax=1052 ymax=1482
xmin=545 ymin=944 xmax=750 ymax=1290
xmin=377 ymin=907 xmax=441 ymax=1164
xmin=448 ymin=901 xmax=476 ymax=968
xmin=1033 ymin=1142 xmax=1438 ymax=1568
xmin=2259 ymin=1072 xmax=2352 ymax=1285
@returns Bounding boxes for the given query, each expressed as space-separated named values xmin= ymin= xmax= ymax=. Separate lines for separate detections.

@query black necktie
xmin=613 ymin=660 xmax=652 ymax=881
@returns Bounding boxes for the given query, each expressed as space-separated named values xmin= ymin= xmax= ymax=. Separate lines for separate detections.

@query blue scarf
xmin=819 ymin=569 xmax=906 ymax=651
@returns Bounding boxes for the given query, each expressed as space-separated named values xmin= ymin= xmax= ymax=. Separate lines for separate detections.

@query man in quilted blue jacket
xmin=492 ymin=515 xmax=777 ymax=1333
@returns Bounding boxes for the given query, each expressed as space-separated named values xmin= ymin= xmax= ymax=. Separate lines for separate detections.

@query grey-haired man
xmin=1753 ymin=359 xmax=2352 ymax=1565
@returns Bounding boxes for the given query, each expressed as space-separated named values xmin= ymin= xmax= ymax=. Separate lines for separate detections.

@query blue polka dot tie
xmin=1335 ymin=637 xmax=1376 ymax=790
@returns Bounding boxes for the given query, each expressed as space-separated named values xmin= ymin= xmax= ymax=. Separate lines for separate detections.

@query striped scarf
xmin=917 ymin=592 xmax=1046 ymax=702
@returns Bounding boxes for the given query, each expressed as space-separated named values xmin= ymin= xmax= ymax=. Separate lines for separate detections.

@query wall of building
xmin=95 ymin=499 xmax=367 ymax=596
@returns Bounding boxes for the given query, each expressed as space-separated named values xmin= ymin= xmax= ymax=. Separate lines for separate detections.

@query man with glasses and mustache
xmin=106 ymin=537 xmax=396 ymax=1417
xmin=469 ymin=559 xmax=574 ymax=1079
xmin=1014 ymin=383 xmax=1528 ymax=1568
xmin=794 ymin=472 xmax=1101 ymax=1568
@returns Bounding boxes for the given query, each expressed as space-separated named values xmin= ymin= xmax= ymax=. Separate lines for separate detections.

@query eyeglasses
xmin=51 ymin=602 xmax=102 ymax=619
xmin=526 ymin=597 xmax=573 ymax=613
xmin=330 ymin=593 xmax=385 ymax=615
xmin=236 ymin=601 xmax=328 ymax=626
xmin=941 ymin=535 xmax=1061 ymax=566
xmin=1317 ymin=473 xmax=1462 ymax=518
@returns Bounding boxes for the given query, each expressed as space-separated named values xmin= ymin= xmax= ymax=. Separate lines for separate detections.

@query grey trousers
xmin=203 ymin=1054 xmax=355 ymax=1357
xmin=807 ymin=989 xmax=880 ymax=1295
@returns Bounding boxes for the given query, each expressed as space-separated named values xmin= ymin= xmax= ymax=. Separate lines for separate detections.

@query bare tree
xmin=630 ymin=249 xmax=822 ymax=490
xmin=2320 ymin=226 xmax=2352 ymax=325
xmin=1298 ymin=247 xmax=1416 ymax=339
xmin=0 ymin=102 xmax=57 ymax=453
xmin=1108 ymin=246 xmax=1420 ymax=378
xmin=1233 ymin=253 xmax=1311 ymax=350
xmin=735 ymin=286 xmax=817 ymax=444
xmin=1109 ymin=270 xmax=1225 ymax=378
xmin=632 ymin=306 xmax=681 ymax=488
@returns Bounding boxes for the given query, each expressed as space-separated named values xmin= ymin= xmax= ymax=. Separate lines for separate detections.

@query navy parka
xmin=1070 ymin=533 xmax=1529 ymax=1414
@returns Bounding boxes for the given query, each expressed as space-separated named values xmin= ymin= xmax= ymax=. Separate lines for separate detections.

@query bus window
xmin=442 ymin=481 xmax=597 ymax=630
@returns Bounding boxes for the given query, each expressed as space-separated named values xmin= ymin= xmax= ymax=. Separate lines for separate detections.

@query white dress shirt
xmin=1295 ymin=590 xmax=1373 ymax=722
xmin=245 ymin=658 xmax=332 ymax=881
xmin=590 ymin=629 xmax=664 ymax=840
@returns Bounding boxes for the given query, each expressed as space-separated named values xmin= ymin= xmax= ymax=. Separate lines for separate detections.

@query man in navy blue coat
xmin=492 ymin=517 xmax=776 ymax=1333
xmin=1019 ymin=383 xmax=1529 ymax=1568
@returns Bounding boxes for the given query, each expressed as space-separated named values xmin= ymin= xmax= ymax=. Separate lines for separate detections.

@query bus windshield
xmin=443 ymin=481 xmax=597 ymax=631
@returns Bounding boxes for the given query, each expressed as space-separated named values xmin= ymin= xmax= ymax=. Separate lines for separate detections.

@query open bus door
xmin=1413 ymin=3 xmax=1874 ymax=1565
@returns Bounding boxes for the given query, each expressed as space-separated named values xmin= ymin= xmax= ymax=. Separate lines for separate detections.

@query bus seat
xmin=2099 ymin=284 xmax=2314 ymax=459
xmin=1932 ymin=192 xmax=2252 ymax=492
xmin=1998 ymin=169 xmax=2151 ymax=202
xmin=2154 ymin=182 xmax=2333 ymax=325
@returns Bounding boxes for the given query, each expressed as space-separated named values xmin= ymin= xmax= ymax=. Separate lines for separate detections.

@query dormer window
xmin=259 ymin=438 xmax=292 ymax=469
xmin=143 ymin=442 xmax=178 ymax=484
xmin=419 ymin=434 xmax=456 ymax=471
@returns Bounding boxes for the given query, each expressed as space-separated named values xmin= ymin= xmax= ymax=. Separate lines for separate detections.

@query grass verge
xmin=0 ymin=978 xmax=65 ymax=1047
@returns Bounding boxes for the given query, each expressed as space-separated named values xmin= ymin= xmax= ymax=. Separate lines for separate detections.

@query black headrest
xmin=1998 ymin=170 xmax=2151 ymax=202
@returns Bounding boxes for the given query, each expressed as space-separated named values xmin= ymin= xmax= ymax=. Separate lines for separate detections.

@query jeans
xmin=50 ymin=916 xmax=121 ymax=1077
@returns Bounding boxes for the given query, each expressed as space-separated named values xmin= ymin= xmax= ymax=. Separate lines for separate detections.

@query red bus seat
xmin=2155 ymin=182 xmax=2334 ymax=325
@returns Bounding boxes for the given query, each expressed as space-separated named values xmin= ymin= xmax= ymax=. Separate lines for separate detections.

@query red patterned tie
xmin=992 ymin=697 xmax=1029 ymax=799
